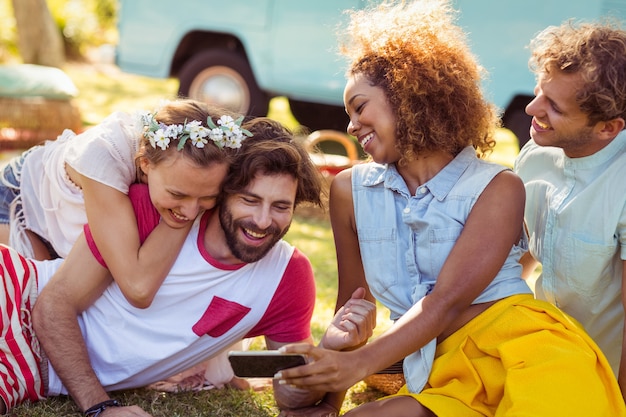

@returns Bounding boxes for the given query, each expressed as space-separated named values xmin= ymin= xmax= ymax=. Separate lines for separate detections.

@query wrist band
xmin=84 ymin=399 xmax=122 ymax=416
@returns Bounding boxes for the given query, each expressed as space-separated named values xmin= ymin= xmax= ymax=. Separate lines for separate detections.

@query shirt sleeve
xmin=65 ymin=111 xmax=139 ymax=194
xmin=246 ymin=248 xmax=316 ymax=342
xmin=83 ymin=183 xmax=160 ymax=268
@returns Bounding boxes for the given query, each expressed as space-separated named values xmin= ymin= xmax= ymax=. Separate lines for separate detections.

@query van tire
xmin=178 ymin=50 xmax=269 ymax=117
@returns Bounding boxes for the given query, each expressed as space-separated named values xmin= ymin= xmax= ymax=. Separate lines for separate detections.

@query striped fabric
xmin=0 ymin=245 xmax=44 ymax=410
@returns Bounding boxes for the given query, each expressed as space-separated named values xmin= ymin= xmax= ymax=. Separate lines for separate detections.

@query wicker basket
xmin=0 ymin=96 xmax=82 ymax=150
xmin=305 ymin=129 xmax=360 ymax=177
xmin=363 ymin=360 xmax=405 ymax=395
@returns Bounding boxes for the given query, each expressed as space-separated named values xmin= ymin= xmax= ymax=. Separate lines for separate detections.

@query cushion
xmin=0 ymin=64 xmax=79 ymax=99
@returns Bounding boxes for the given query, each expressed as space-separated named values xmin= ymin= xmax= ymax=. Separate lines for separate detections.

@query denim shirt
xmin=352 ymin=146 xmax=531 ymax=392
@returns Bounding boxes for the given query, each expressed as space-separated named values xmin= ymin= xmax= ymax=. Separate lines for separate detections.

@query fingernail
xmin=274 ymin=372 xmax=283 ymax=379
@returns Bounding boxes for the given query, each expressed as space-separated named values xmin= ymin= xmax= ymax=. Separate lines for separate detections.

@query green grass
xmin=12 ymin=389 xmax=279 ymax=417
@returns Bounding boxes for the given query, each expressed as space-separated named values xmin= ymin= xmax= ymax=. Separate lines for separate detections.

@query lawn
xmin=7 ymin=60 xmax=520 ymax=416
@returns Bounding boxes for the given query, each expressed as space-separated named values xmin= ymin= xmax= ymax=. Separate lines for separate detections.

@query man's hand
xmin=321 ymin=287 xmax=376 ymax=351
xmin=278 ymin=401 xmax=339 ymax=417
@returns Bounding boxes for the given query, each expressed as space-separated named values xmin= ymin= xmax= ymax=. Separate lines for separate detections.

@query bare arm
xmin=74 ymin=167 xmax=191 ymax=308
xmin=330 ymin=170 xmax=375 ymax=311
xmin=33 ymin=233 xmax=154 ymax=416
xmin=279 ymin=170 xmax=526 ymax=392
xmin=32 ymin=233 xmax=113 ymax=410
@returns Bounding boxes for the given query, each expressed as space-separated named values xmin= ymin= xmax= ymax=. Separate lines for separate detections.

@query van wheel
xmin=178 ymin=50 xmax=269 ymax=117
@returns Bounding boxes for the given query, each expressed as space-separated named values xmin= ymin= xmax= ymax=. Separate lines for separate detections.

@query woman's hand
xmin=276 ymin=345 xmax=367 ymax=393
xmin=321 ymin=287 xmax=376 ymax=351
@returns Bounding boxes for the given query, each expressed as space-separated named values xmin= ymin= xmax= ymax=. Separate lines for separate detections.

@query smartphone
xmin=228 ymin=350 xmax=307 ymax=378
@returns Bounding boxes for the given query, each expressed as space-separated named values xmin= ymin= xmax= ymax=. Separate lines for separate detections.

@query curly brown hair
xmin=339 ymin=0 xmax=498 ymax=162
xmin=529 ymin=19 xmax=626 ymax=125
xmin=221 ymin=118 xmax=325 ymax=209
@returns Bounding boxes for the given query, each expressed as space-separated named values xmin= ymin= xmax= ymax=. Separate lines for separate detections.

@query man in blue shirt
xmin=514 ymin=19 xmax=626 ymax=399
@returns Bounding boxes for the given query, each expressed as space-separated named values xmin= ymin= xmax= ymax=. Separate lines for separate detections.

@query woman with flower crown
xmin=0 ymin=98 xmax=249 ymax=309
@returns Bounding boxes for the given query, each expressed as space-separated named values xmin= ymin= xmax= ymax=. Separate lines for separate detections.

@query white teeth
xmin=245 ymin=228 xmax=266 ymax=239
xmin=536 ymin=120 xmax=551 ymax=129
xmin=361 ymin=132 xmax=374 ymax=147
xmin=171 ymin=211 xmax=188 ymax=221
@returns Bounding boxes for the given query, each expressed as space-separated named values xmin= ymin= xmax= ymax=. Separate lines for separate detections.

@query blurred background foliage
xmin=0 ymin=0 xmax=19 ymax=60
xmin=1 ymin=0 xmax=118 ymax=63
xmin=48 ymin=0 xmax=118 ymax=59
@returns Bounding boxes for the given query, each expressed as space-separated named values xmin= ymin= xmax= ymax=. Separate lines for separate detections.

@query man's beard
xmin=219 ymin=206 xmax=291 ymax=263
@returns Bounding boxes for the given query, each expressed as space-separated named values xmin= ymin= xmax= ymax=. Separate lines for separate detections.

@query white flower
xmin=142 ymin=110 xmax=252 ymax=150
xmin=164 ymin=123 xmax=183 ymax=138
xmin=217 ymin=115 xmax=235 ymax=128
xmin=208 ymin=127 xmax=226 ymax=148
xmin=152 ymin=129 xmax=171 ymax=150
xmin=186 ymin=120 xmax=209 ymax=140
xmin=190 ymin=136 xmax=209 ymax=148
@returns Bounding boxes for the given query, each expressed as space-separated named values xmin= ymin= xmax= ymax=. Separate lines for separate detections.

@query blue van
xmin=115 ymin=0 xmax=626 ymax=146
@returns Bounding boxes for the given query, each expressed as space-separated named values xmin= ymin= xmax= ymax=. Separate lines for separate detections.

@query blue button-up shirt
xmin=352 ymin=146 xmax=531 ymax=392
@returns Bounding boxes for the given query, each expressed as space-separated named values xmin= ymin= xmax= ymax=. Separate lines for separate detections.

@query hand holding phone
xmin=228 ymin=350 xmax=307 ymax=378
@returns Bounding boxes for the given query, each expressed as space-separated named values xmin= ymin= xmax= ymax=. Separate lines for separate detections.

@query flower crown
xmin=140 ymin=112 xmax=252 ymax=151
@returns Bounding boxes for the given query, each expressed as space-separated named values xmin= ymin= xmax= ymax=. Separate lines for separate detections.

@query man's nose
xmin=252 ymin=206 xmax=272 ymax=230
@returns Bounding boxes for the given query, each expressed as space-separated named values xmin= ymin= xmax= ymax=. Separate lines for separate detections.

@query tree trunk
xmin=11 ymin=0 xmax=65 ymax=67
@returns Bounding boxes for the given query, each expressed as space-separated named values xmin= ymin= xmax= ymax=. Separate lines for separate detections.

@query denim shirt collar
xmin=361 ymin=146 xmax=477 ymax=200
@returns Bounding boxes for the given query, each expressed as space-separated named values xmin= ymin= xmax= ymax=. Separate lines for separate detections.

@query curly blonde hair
xmin=529 ymin=19 xmax=626 ymax=125
xmin=340 ymin=0 xmax=498 ymax=162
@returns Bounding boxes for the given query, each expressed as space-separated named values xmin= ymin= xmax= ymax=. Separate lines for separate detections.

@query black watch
xmin=84 ymin=399 xmax=122 ymax=417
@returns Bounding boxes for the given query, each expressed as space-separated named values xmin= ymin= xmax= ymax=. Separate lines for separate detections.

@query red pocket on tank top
xmin=192 ymin=296 xmax=251 ymax=337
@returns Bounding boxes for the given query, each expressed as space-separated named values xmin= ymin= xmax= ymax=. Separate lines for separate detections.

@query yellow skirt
xmin=391 ymin=294 xmax=626 ymax=416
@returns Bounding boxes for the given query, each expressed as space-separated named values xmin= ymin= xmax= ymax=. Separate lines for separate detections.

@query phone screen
xmin=228 ymin=351 xmax=307 ymax=377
